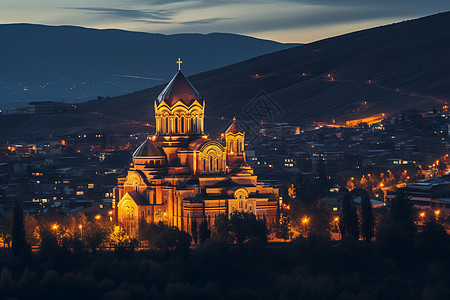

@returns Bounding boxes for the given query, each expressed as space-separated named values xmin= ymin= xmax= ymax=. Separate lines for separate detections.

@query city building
xmin=113 ymin=64 xmax=279 ymax=237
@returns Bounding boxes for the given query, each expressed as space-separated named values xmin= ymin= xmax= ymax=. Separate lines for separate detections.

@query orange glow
xmin=380 ymin=183 xmax=384 ymax=187
xmin=95 ymin=215 xmax=101 ymax=220
xmin=419 ymin=212 xmax=425 ymax=218
xmin=302 ymin=217 xmax=309 ymax=224
xmin=434 ymin=210 xmax=440 ymax=216
xmin=334 ymin=217 xmax=339 ymax=222
xmin=52 ymin=224 xmax=58 ymax=230
xmin=109 ymin=211 xmax=113 ymax=215
xmin=79 ymin=225 xmax=82 ymax=229
xmin=193 ymin=151 xmax=197 ymax=174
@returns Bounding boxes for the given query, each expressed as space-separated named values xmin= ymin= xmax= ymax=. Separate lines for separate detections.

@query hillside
xmin=2 ymin=12 xmax=450 ymax=138
xmin=0 ymin=24 xmax=296 ymax=109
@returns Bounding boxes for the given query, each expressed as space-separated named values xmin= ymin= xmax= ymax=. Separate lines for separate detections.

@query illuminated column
xmin=200 ymin=116 xmax=204 ymax=133
xmin=168 ymin=189 xmax=174 ymax=226
xmin=178 ymin=194 xmax=182 ymax=230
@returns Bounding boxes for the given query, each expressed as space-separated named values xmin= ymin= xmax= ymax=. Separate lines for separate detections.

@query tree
xmin=213 ymin=214 xmax=231 ymax=241
xmin=418 ymin=219 xmax=449 ymax=250
xmin=199 ymin=219 xmax=211 ymax=244
xmin=0 ymin=213 xmax=13 ymax=249
xmin=12 ymin=201 xmax=29 ymax=256
xmin=84 ymin=218 xmax=112 ymax=253
xmin=191 ymin=217 xmax=198 ymax=244
xmin=229 ymin=211 xmax=267 ymax=246
xmin=156 ymin=226 xmax=191 ymax=253
xmin=340 ymin=192 xmax=359 ymax=239
xmin=24 ymin=215 xmax=40 ymax=247
xmin=277 ymin=214 xmax=290 ymax=242
xmin=309 ymin=201 xmax=333 ymax=238
xmin=361 ymin=195 xmax=374 ymax=242
xmin=391 ymin=189 xmax=412 ymax=224
xmin=109 ymin=226 xmax=138 ymax=257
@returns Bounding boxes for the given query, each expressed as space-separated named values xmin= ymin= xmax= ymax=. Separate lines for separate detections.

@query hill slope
xmin=0 ymin=24 xmax=296 ymax=109
xmin=81 ymin=12 xmax=450 ymax=131
xmin=2 ymin=12 xmax=450 ymax=138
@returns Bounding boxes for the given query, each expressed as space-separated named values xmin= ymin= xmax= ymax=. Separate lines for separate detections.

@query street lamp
xmin=434 ymin=210 xmax=440 ymax=219
xmin=79 ymin=224 xmax=83 ymax=239
xmin=95 ymin=214 xmax=101 ymax=220
xmin=419 ymin=212 xmax=425 ymax=225
xmin=302 ymin=217 xmax=309 ymax=237
xmin=334 ymin=217 xmax=340 ymax=240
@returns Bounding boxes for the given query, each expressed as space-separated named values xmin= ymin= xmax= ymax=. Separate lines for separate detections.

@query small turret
xmin=225 ymin=117 xmax=245 ymax=156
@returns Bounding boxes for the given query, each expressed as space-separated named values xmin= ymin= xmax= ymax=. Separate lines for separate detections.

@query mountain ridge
xmin=2 ymin=12 xmax=450 ymax=138
xmin=0 ymin=23 xmax=297 ymax=109
xmin=80 ymin=12 xmax=450 ymax=127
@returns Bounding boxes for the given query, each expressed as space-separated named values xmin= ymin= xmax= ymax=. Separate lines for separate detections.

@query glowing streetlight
xmin=79 ymin=225 xmax=83 ymax=239
xmin=419 ymin=212 xmax=425 ymax=224
xmin=302 ymin=216 xmax=309 ymax=237
xmin=52 ymin=224 xmax=58 ymax=230
xmin=434 ymin=210 xmax=440 ymax=217
xmin=95 ymin=215 xmax=101 ymax=220
xmin=334 ymin=217 xmax=339 ymax=222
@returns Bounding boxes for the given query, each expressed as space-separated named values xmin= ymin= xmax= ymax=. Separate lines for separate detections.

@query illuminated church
xmin=113 ymin=60 xmax=279 ymax=237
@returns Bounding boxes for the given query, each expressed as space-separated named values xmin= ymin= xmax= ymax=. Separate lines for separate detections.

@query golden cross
xmin=177 ymin=58 xmax=182 ymax=71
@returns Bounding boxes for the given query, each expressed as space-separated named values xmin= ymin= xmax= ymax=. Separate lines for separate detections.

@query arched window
xmin=191 ymin=117 xmax=195 ymax=133
xmin=236 ymin=141 xmax=240 ymax=153
xmin=209 ymin=156 xmax=213 ymax=172
xmin=203 ymin=159 xmax=207 ymax=171
xmin=181 ymin=117 xmax=185 ymax=133
xmin=165 ymin=118 xmax=169 ymax=134
xmin=216 ymin=159 xmax=219 ymax=172
xmin=175 ymin=117 xmax=179 ymax=133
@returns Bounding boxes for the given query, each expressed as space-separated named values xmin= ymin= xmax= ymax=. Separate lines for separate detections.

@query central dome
xmin=157 ymin=71 xmax=201 ymax=106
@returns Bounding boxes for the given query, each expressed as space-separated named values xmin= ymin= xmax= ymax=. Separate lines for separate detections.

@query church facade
xmin=113 ymin=63 xmax=279 ymax=237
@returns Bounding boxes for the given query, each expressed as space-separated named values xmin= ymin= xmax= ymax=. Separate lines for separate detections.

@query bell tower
xmin=154 ymin=58 xmax=204 ymax=136
xmin=225 ymin=117 xmax=246 ymax=170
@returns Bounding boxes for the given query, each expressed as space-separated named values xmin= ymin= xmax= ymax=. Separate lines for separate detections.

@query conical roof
xmin=225 ymin=117 xmax=242 ymax=134
xmin=133 ymin=139 xmax=165 ymax=157
xmin=157 ymin=71 xmax=201 ymax=106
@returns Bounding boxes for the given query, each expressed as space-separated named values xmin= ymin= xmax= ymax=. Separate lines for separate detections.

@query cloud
xmin=180 ymin=17 xmax=232 ymax=25
xmin=66 ymin=7 xmax=174 ymax=21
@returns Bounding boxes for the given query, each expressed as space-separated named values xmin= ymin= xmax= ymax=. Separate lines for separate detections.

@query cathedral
xmin=113 ymin=60 xmax=279 ymax=237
